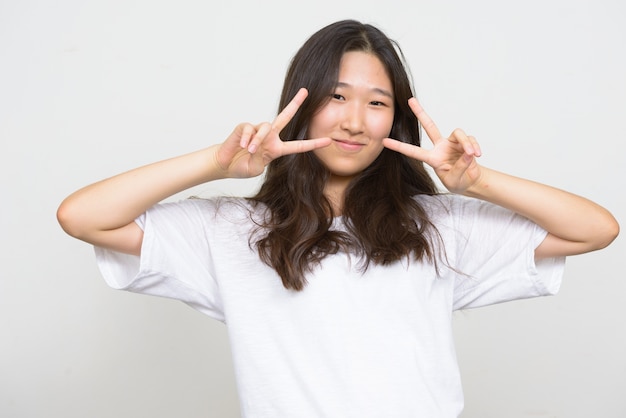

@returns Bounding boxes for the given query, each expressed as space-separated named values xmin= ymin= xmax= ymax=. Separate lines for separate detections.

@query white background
xmin=1 ymin=0 xmax=625 ymax=417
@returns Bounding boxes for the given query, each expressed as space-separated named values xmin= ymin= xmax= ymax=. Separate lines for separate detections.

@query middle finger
xmin=272 ymin=88 xmax=309 ymax=133
xmin=408 ymin=98 xmax=443 ymax=144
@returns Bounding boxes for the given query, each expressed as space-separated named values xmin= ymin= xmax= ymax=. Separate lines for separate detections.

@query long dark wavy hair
xmin=248 ymin=20 xmax=441 ymax=291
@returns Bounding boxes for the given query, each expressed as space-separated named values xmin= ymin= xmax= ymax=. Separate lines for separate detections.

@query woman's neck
xmin=324 ymin=175 xmax=352 ymax=216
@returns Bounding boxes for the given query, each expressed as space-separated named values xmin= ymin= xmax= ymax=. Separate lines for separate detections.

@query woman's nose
xmin=340 ymin=103 xmax=365 ymax=134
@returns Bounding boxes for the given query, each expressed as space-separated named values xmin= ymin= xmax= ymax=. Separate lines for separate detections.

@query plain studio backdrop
xmin=1 ymin=0 xmax=624 ymax=417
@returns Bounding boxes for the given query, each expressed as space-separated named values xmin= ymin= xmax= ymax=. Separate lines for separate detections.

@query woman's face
xmin=309 ymin=51 xmax=395 ymax=185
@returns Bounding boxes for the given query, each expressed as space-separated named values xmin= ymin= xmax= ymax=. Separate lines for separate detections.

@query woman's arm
xmin=383 ymin=98 xmax=619 ymax=258
xmin=57 ymin=146 xmax=222 ymax=255
xmin=464 ymin=167 xmax=619 ymax=259
xmin=57 ymin=88 xmax=331 ymax=255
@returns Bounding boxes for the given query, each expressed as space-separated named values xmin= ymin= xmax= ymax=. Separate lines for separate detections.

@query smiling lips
xmin=333 ymin=138 xmax=365 ymax=152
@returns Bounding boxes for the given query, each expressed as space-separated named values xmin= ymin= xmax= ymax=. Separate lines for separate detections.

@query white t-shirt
xmin=95 ymin=194 xmax=565 ymax=418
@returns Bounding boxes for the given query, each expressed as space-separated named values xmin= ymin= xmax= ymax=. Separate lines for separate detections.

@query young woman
xmin=57 ymin=20 xmax=618 ymax=418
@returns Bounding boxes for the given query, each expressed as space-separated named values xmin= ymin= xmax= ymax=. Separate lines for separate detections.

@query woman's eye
xmin=370 ymin=101 xmax=385 ymax=106
xmin=331 ymin=93 xmax=345 ymax=100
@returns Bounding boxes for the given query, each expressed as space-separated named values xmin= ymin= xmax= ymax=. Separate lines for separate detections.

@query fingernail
xmin=248 ymin=144 xmax=257 ymax=153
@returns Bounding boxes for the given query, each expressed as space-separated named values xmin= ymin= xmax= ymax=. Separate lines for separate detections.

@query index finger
xmin=408 ymin=98 xmax=443 ymax=144
xmin=272 ymin=87 xmax=308 ymax=133
xmin=280 ymin=136 xmax=332 ymax=156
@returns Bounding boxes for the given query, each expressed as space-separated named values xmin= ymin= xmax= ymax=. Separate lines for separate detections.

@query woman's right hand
xmin=213 ymin=88 xmax=331 ymax=178
xmin=57 ymin=88 xmax=330 ymax=254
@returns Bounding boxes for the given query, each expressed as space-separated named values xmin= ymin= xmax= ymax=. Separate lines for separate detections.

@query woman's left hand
xmin=383 ymin=98 xmax=483 ymax=194
xmin=384 ymin=98 xmax=619 ymax=257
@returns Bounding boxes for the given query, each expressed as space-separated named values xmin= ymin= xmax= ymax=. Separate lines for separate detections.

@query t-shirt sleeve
xmin=445 ymin=196 xmax=566 ymax=311
xmin=94 ymin=199 xmax=225 ymax=322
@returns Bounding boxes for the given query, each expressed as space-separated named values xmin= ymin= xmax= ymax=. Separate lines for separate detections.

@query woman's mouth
xmin=333 ymin=139 xmax=365 ymax=152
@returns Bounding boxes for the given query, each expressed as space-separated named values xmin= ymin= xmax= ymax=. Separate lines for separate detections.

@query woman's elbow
xmin=593 ymin=214 xmax=620 ymax=250
xmin=56 ymin=197 xmax=95 ymax=241
xmin=537 ymin=213 xmax=619 ymax=260
xmin=56 ymin=198 xmax=89 ymax=240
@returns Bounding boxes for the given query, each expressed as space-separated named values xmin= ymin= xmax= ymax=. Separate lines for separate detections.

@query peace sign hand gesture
xmin=214 ymin=88 xmax=331 ymax=179
xmin=383 ymin=98 xmax=483 ymax=195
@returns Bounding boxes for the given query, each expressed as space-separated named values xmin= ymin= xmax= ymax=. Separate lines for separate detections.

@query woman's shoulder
xmin=413 ymin=193 xmax=461 ymax=214
xmin=152 ymin=195 xmax=265 ymax=224
xmin=415 ymin=193 xmax=499 ymax=214
xmin=413 ymin=193 xmax=502 ymax=228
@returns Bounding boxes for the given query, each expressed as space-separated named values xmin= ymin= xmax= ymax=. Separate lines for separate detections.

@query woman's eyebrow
xmin=336 ymin=81 xmax=394 ymax=98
